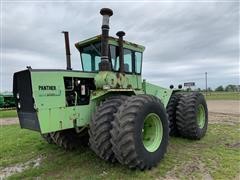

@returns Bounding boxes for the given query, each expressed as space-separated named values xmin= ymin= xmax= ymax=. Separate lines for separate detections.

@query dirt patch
xmin=225 ymin=142 xmax=240 ymax=148
xmin=163 ymin=159 xmax=213 ymax=180
xmin=0 ymin=156 xmax=43 ymax=179
xmin=234 ymin=174 xmax=240 ymax=180
xmin=208 ymin=112 xmax=240 ymax=125
xmin=0 ymin=118 xmax=18 ymax=126
xmin=207 ymin=100 xmax=240 ymax=115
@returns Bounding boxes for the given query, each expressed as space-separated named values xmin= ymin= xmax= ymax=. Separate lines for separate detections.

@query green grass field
xmin=0 ymin=109 xmax=17 ymax=118
xmin=0 ymin=92 xmax=239 ymax=179
xmin=205 ymin=92 xmax=240 ymax=100
xmin=1 ymin=124 xmax=239 ymax=179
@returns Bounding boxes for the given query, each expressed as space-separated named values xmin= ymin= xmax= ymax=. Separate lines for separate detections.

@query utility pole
xmin=205 ymin=72 xmax=208 ymax=96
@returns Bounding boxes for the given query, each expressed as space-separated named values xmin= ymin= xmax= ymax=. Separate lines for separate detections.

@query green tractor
xmin=13 ymin=8 xmax=208 ymax=170
xmin=0 ymin=92 xmax=15 ymax=108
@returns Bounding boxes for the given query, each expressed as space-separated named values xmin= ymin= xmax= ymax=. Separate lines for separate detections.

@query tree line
xmin=214 ymin=84 xmax=240 ymax=92
xmin=185 ymin=84 xmax=239 ymax=92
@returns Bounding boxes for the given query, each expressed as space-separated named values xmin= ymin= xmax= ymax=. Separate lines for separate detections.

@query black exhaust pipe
xmin=99 ymin=8 xmax=113 ymax=71
xmin=116 ymin=31 xmax=125 ymax=73
xmin=62 ymin=31 xmax=72 ymax=70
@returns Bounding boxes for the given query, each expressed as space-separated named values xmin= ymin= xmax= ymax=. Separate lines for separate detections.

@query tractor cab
xmin=75 ymin=35 xmax=145 ymax=74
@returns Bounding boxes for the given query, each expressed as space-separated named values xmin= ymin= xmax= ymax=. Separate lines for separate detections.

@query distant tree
xmin=207 ymin=87 xmax=212 ymax=92
xmin=197 ymin=88 xmax=201 ymax=92
xmin=186 ymin=87 xmax=192 ymax=92
xmin=215 ymin=85 xmax=224 ymax=91
xmin=237 ymin=85 xmax=240 ymax=92
xmin=225 ymin=84 xmax=238 ymax=92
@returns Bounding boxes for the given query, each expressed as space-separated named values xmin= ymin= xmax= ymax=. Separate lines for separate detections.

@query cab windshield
xmin=80 ymin=42 xmax=142 ymax=74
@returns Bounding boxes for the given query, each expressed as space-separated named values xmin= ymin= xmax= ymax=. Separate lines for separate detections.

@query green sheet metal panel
xmin=75 ymin=35 xmax=101 ymax=48
xmin=26 ymin=70 xmax=172 ymax=134
xmin=37 ymin=103 xmax=96 ymax=133
xmin=126 ymin=74 xmax=142 ymax=89
xmin=29 ymin=70 xmax=142 ymax=133
xmin=145 ymin=82 xmax=173 ymax=107
xmin=75 ymin=35 xmax=145 ymax=53
xmin=30 ymin=70 xmax=98 ymax=133
xmin=108 ymin=38 xmax=145 ymax=52
xmin=31 ymin=71 xmax=96 ymax=109
xmin=94 ymin=71 xmax=142 ymax=90
xmin=31 ymin=72 xmax=65 ymax=109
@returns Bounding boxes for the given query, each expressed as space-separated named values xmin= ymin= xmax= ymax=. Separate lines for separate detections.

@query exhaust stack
xmin=116 ymin=31 xmax=125 ymax=73
xmin=99 ymin=8 xmax=113 ymax=71
xmin=62 ymin=31 xmax=72 ymax=70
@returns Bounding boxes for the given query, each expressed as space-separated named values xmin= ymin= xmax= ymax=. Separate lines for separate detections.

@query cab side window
xmin=135 ymin=52 xmax=142 ymax=74
xmin=81 ymin=53 xmax=92 ymax=71
xmin=123 ymin=49 xmax=132 ymax=73
xmin=110 ymin=45 xmax=142 ymax=74
xmin=81 ymin=42 xmax=101 ymax=71
xmin=110 ymin=45 xmax=120 ymax=71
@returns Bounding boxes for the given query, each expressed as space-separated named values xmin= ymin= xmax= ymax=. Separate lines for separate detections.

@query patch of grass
xmin=0 ymin=109 xmax=17 ymax=118
xmin=204 ymin=92 xmax=240 ymax=100
xmin=1 ymin=123 xmax=239 ymax=179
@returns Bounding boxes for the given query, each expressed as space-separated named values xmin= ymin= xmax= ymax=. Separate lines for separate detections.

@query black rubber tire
xmin=89 ymin=95 xmax=128 ymax=162
xmin=111 ymin=95 xmax=169 ymax=170
xmin=176 ymin=92 xmax=208 ymax=140
xmin=77 ymin=129 xmax=90 ymax=146
xmin=50 ymin=129 xmax=82 ymax=150
xmin=166 ymin=93 xmax=183 ymax=136
xmin=41 ymin=133 xmax=54 ymax=144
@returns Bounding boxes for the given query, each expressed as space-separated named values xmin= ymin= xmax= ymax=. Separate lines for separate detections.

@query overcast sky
xmin=0 ymin=1 xmax=239 ymax=91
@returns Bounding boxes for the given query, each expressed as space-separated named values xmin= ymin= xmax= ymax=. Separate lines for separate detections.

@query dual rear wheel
xmin=167 ymin=92 xmax=208 ymax=139
xmin=89 ymin=95 xmax=169 ymax=170
xmin=90 ymin=92 xmax=208 ymax=170
xmin=176 ymin=92 xmax=208 ymax=139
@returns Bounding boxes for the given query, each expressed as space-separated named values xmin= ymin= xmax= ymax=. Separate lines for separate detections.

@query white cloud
xmin=1 ymin=1 xmax=239 ymax=91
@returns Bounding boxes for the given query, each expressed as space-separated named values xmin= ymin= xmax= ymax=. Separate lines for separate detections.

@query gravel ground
xmin=207 ymin=100 xmax=240 ymax=115
xmin=0 ymin=118 xmax=18 ymax=126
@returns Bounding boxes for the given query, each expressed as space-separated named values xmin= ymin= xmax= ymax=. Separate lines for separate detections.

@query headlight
xmin=17 ymin=102 xmax=21 ymax=109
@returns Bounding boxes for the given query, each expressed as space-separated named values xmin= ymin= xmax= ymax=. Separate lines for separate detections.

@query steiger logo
xmin=38 ymin=85 xmax=60 ymax=96
xmin=38 ymin=85 xmax=56 ymax=91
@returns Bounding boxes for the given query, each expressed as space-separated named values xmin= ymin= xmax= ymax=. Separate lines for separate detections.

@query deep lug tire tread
xmin=89 ymin=95 xmax=128 ymax=162
xmin=50 ymin=129 xmax=82 ymax=150
xmin=111 ymin=95 xmax=169 ymax=170
xmin=166 ymin=93 xmax=183 ymax=136
xmin=176 ymin=92 xmax=208 ymax=140
xmin=41 ymin=133 xmax=54 ymax=144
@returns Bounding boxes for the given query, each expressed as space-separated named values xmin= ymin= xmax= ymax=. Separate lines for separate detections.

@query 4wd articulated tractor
xmin=13 ymin=8 xmax=208 ymax=170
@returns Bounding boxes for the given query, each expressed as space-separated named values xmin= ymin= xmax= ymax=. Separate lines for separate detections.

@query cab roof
xmin=75 ymin=35 xmax=145 ymax=53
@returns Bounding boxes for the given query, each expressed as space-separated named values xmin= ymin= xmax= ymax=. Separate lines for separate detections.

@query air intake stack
xmin=99 ymin=8 xmax=113 ymax=71
xmin=116 ymin=31 xmax=125 ymax=73
xmin=62 ymin=31 xmax=72 ymax=70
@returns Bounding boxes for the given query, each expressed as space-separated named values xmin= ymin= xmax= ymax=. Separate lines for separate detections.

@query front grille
xmin=13 ymin=70 xmax=40 ymax=131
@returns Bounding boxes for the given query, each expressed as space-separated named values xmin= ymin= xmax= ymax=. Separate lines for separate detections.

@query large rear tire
xmin=111 ymin=95 xmax=169 ymax=170
xmin=89 ymin=95 xmax=128 ymax=162
xmin=176 ymin=92 xmax=208 ymax=140
xmin=166 ymin=93 xmax=183 ymax=136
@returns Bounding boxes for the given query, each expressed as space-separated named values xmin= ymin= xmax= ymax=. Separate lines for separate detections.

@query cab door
xmin=134 ymin=51 xmax=143 ymax=89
